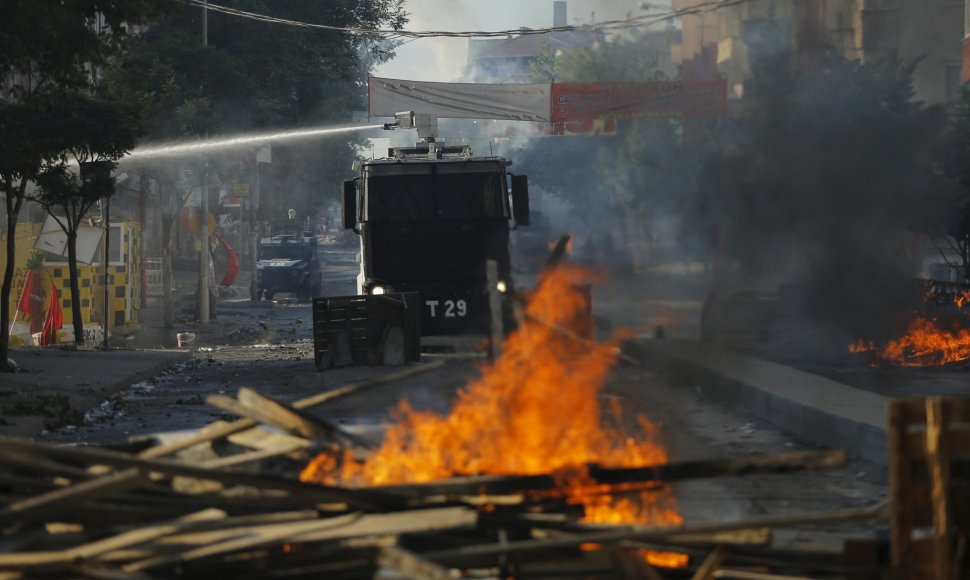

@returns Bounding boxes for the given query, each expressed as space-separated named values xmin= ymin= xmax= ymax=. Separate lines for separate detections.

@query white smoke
xmin=375 ymin=0 xmax=669 ymax=82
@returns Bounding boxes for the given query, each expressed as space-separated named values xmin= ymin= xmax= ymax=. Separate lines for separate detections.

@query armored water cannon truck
xmin=312 ymin=112 xmax=530 ymax=367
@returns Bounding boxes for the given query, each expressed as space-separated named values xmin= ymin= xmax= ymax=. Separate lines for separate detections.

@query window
xmin=258 ymin=244 xmax=312 ymax=260
xmin=364 ymin=164 xmax=508 ymax=222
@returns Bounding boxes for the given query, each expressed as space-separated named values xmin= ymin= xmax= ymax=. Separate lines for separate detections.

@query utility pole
xmin=199 ymin=0 xmax=210 ymax=325
xmin=103 ymin=195 xmax=110 ymax=348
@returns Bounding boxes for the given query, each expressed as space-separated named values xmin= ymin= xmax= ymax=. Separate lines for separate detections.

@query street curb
xmin=627 ymin=339 xmax=889 ymax=466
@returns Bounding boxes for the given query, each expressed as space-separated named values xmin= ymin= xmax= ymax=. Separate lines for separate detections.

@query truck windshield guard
xmin=364 ymin=170 xmax=507 ymax=222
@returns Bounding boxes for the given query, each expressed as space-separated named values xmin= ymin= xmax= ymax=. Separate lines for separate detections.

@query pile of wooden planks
xmin=0 ymin=363 xmax=898 ymax=579
xmin=889 ymin=397 xmax=970 ymax=580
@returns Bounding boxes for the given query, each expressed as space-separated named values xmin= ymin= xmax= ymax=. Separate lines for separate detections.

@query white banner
xmin=369 ymin=77 xmax=552 ymax=122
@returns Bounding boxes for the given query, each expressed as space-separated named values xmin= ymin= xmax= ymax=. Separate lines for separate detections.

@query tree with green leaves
xmin=0 ymin=0 xmax=170 ymax=369
xmin=100 ymin=0 xmax=406 ymax=323
xmin=30 ymin=95 xmax=143 ymax=345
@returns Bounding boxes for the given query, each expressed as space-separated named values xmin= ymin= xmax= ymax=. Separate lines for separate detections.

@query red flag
xmin=217 ymin=235 xmax=241 ymax=287
xmin=40 ymin=283 xmax=62 ymax=346
xmin=16 ymin=270 xmax=41 ymax=314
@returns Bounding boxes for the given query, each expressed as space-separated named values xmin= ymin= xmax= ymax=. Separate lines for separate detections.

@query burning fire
xmin=302 ymin=265 xmax=685 ymax=566
xmin=955 ymin=290 xmax=970 ymax=309
xmin=851 ymin=315 xmax=970 ymax=367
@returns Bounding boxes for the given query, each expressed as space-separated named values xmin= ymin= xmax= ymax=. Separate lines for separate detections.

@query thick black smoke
xmin=691 ymin=53 xmax=947 ymax=339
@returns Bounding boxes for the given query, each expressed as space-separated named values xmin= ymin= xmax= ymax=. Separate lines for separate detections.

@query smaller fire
xmin=955 ymin=290 xmax=970 ymax=309
xmin=850 ymin=316 xmax=970 ymax=367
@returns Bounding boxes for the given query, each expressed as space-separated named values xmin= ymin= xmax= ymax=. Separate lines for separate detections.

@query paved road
xmin=37 ymin=269 xmax=886 ymax=548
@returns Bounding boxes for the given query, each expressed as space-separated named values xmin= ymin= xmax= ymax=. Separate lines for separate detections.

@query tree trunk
xmin=67 ymin=230 xmax=85 ymax=345
xmin=1 ymin=178 xmax=26 ymax=371
xmin=1 ymin=193 xmax=16 ymax=369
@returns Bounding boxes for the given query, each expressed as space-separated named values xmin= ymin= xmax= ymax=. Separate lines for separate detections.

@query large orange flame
xmin=301 ymin=265 xmax=685 ymax=565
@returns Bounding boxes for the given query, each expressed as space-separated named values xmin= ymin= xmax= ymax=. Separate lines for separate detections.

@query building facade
xmin=673 ymin=0 xmax=963 ymax=104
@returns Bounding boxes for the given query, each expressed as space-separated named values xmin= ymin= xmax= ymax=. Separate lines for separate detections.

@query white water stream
xmin=122 ymin=123 xmax=383 ymax=161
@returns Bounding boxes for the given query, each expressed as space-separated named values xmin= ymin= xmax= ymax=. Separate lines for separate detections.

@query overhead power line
xmin=184 ymin=0 xmax=752 ymax=41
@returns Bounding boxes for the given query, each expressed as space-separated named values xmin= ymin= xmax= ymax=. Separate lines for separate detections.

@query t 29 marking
xmin=426 ymin=299 xmax=467 ymax=318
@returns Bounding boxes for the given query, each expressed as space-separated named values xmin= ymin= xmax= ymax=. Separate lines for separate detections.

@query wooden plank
xmin=888 ymin=399 xmax=911 ymax=569
xmin=138 ymin=360 xmax=444 ymax=459
xmin=610 ymin=548 xmax=665 ymax=580
xmin=125 ymin=507 xmax=476 ymax=573
xmin=235 ymin=388 xmax=331 ymax=439
xmin=532 ymin=519 xmax=772 ymax=548
xmin=377 ymin=546 xmax=453 ymax=580
xmin=423 ymin=503 xmax=886 ymax=564
xmin=0 ymin=509 xmax=225 ymax=569
xmin=379 ymin=450 xmax=847 ymax=498
xmin=207 ymin=392 xmax=363 ymax=449
xmin=651 ymin=528 xmax=771 ymax=547
xmin=96 ymin=510 xmax=322 ymax=563
xmin=893 ymin=399 xmax=970 ymax=424
xmin=133 ymin=507 xmax=474 ymax=553
xmin=711 ymin=570 xmax=815 ymax=580
xmin=226 ymin=428 xmax=310 ymax=452
xmin=0 ymin=451 xmax=95 ymax=481
xmin=69 ymin=563 xmax=148 ymax=580
xmin=201 ymin=444 xmax=307 ymax=469
xmin=0 ymin=437 xmax=405 ymax=511
xmin=904 ymin=426 xmax=970 ymax=459
xmin=0 ymin=469 xmax=146 ymax=524
xmin=691 ymin=546 xmax=724 ymax=580
xmin=545 ymin=235 xmax=571 ymax=268
xmin=237 ymin=388 xmax=373 ymax=449
xmin=925 ymin=397 xmax=952 ymax=580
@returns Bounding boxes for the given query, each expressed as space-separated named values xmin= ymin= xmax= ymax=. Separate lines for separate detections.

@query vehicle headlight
xmin=496 ymin=280 xmax=508 ymax=293
xmin=371 ymin=285 xmax=387 ymax=295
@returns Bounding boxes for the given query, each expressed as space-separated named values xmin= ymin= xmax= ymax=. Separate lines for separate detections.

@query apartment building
xmin=673 ymin=0 xmax=963 ymax=104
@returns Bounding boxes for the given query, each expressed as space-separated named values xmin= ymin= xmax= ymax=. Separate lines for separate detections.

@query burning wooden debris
xmin=0 ymin=425 xmax=880 ymax=579
xmin=1 ymin=267 xmax=957 ymax=579
xmin=849 ymin=282 xmax=970 ymax=367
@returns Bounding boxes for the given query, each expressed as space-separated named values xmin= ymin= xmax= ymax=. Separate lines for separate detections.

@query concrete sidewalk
xmin=629 ymin=339 xmax=889 ymax=465
xmin=1 ymin=348 xmax=191 ymax=437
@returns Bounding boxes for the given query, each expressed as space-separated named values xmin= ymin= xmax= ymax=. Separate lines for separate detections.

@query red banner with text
xmin=551 ymin=80 xmax=727 ymax=122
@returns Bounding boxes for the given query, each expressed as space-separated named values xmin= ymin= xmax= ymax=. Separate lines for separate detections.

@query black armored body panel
xmin=341 ymin=144 xmax=530 ymax=337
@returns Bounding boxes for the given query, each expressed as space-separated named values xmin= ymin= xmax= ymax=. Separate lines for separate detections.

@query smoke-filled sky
xmin=374 ymin=0 xmax=667 ymax=82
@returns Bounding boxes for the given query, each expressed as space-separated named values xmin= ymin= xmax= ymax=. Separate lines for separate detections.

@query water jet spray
xmin=122 ymin=123 xmax=383 ymax=161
